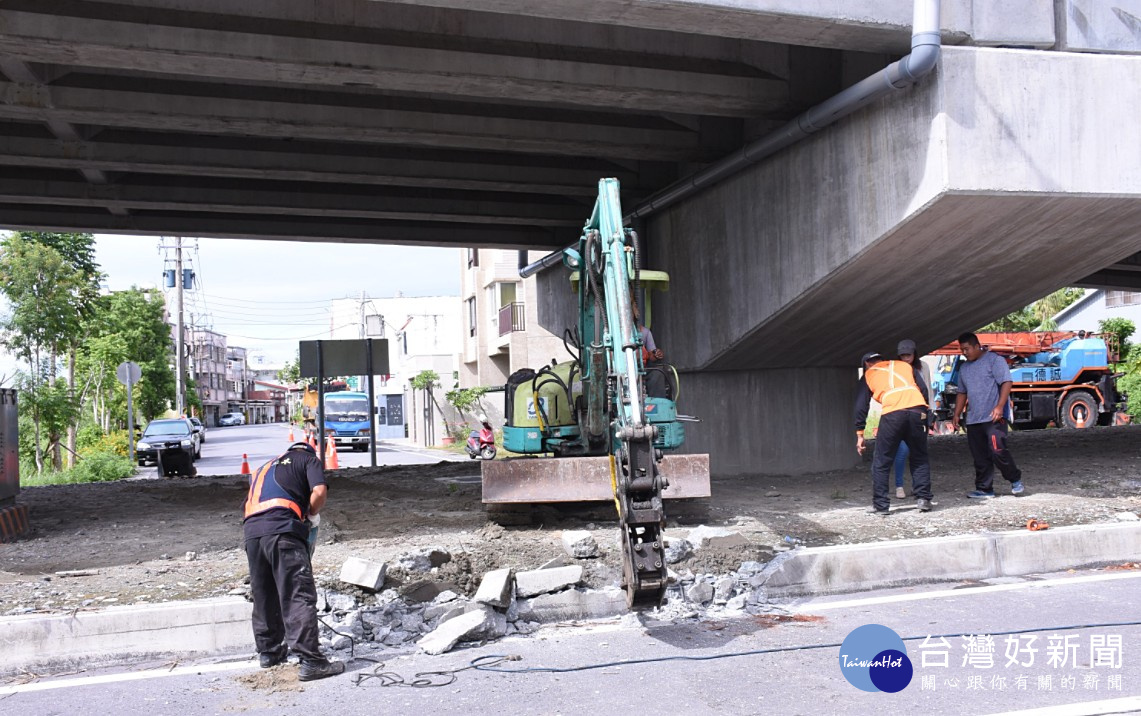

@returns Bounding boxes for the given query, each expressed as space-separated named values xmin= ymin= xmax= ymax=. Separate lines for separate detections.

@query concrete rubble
xmin=338 ymin=557 xmax=387 ymax=591
xmin=315 ymin=543 xmax=788 ymax=657
xmin=560 ymin=530 xmax=599 ymax=559
xmin=396 ymin=547 xmax=452 ymax=573
xmin=514 ymin=565 xmax=583 ymax=598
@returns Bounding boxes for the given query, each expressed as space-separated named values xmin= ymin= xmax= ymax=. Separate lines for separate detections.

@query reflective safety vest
xmin=244 ymin=451 xmax=305 ymax=521
xmin=865 ymin=360 xmax=927 ymax=414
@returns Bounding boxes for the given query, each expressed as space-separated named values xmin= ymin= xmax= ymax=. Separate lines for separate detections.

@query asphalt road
xmin=133 ymin=422 xmax=464 ymax=478
xmin=3 ymin=569 xmax=1138 ymax=715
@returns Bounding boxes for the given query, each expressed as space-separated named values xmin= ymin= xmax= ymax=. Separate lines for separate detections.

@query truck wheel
xmin=1061 ymin=392 xmax=1097 ymax=429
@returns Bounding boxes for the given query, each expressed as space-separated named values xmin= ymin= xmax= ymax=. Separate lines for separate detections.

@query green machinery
xmin=491 ymin=178 xmax=710 ymax=607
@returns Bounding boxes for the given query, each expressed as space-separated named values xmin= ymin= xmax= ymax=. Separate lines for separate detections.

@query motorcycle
xmin=465 ymin=418 xmax=497 ymax=460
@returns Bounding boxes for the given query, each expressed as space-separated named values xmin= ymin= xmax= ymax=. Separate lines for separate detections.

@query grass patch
xmin=19 ymin=452 xmax=136 ymax=487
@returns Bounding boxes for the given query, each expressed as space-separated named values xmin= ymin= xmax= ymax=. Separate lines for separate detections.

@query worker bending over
xmin=853 ymin=352 xmax=935 ymax=516
xmin=243 ymin=441 xmax=344 ymax=681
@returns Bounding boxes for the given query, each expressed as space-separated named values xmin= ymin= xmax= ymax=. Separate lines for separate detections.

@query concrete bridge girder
xmin=650 ymin=46 xmax=1141 ymax=374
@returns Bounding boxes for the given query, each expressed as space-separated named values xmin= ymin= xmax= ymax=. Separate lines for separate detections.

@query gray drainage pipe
xmin=520 ymin=0 xmax=941 ymax=279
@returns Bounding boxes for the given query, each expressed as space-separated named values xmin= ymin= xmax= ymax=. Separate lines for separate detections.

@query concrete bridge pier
xmin=675 ymin=368 xmax=855 ymax=476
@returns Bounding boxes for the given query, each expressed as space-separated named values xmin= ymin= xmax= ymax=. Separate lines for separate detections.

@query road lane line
xmin=0 ymin=659 xmax=257 ymax=695
xmin=793 ymin=571 xmax=1141 ymax=612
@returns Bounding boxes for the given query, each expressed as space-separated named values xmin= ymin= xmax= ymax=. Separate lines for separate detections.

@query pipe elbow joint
xmin=904 ymin=41 xmax=941 ymax=82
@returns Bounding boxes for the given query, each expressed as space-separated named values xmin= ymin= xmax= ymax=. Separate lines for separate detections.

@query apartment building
xmin=458 ymin=249 xmax=568 ymax=423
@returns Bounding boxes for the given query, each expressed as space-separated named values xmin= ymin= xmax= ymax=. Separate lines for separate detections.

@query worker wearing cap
xmin=243 ymin=441 xmax=344 ymax=681
xmin=853 ymin=352 xmax=935 ymax=515
xmin=891 ymin=339 xmax=933 ymax=498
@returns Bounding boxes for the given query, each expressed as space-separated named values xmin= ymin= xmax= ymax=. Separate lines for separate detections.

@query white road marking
xmin=793 ymin=571 xmax=1141 ymax=612
xmin=0 ymin=659 xmax=256 ymax=695
xmin=981 ymin=696 xmax=1141 ymax=716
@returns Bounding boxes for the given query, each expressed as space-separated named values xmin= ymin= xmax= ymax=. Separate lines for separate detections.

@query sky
xmin=0 ymin=234 xmax=459 ymax=371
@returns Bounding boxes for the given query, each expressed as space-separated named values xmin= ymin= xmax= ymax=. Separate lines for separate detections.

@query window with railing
xmin=498 ymin=302 xmax=525 ymax=336
xmin=467 ymin=296 xmax=477 ymax=337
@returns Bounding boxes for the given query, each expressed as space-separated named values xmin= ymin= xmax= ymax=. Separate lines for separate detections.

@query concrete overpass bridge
xmin=2 ymin=0 xmax=1140 ymax=474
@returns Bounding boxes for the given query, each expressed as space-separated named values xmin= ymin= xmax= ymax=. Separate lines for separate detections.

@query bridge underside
xmin=0 ymin=0 xmax=929 ymax=247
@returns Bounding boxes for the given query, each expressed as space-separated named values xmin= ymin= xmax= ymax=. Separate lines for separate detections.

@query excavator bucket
xmin=481 ymin=453 xmax=711 ymax=504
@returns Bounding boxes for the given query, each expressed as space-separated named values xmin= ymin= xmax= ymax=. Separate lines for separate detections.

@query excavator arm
xmin=570 ymin=178 xmax=668 ymax=607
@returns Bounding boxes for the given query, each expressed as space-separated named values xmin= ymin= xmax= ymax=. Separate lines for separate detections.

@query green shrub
xmin=19 ymin=448 xmax=135 ymax=487
xmin=79 ymin=429 xmax=130 ymax=458
xmin=1118 ymin=373 xmax=1141 ymax=422
xmin=68 ymin=451 xmax=135 ymax=483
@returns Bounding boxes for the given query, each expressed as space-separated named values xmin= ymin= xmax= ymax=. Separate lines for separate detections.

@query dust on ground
xmin=234 ymin=664 xmax=302 ymax=693
xmin=2 ymin=427 xmax=1139 ymax=614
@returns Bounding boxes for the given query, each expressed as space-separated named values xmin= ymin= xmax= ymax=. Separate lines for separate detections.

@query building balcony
xmin=497 ymin=302 xmax=525 ymax=337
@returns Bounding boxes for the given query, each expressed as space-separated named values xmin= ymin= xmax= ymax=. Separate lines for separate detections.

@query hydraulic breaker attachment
xmin=615 ymin=439 xmax=667 ymax=608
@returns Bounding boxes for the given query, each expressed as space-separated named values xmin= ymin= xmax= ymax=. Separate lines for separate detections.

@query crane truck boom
xmin=485 ymin=178 xmax=711 ymax=608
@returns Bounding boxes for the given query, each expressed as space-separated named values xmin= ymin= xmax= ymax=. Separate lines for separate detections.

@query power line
xmin=222 ymin=323 xmax=359 ymax=342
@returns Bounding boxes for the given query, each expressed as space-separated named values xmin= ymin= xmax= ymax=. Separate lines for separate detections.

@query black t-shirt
xmin=242 ymin=447 xmax=326 ymax=542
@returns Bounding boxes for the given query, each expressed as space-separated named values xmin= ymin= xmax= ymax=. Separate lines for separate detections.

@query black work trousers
xmin=966 ymin=420 xmax=1022 ymax=493
xmin=244 ymin=533 xmax=322 ymax=662
xmin=872 ymin=408 xmax=933 ymax=511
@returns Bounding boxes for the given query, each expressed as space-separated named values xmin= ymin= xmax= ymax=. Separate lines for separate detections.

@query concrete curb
xmin=758 ymin=522 xmax=1141 ymax=598
xmin=0 ymin=597 xmax=252 ymax=677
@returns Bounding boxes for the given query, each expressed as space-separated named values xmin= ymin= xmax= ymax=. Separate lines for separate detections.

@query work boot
xmin=867 ymin=507 xmax=890 ymax=518
xmin=916 ymin=499 xmax=933 ymax=512
xmin=259 ymin=644 xmax=288 ymax=669
xmin=299 ymin=658 xmax=345 ymax=682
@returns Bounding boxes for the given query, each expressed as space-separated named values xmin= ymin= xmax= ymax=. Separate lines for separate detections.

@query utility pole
xmin=175 ymin=237 xmax=185 ymax=416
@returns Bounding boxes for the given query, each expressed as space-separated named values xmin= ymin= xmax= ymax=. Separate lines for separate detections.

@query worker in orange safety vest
xmin=243 ymin=441 xmax=344 ymax=681
xmin=853 ymin=352 xmax=934 ymax=516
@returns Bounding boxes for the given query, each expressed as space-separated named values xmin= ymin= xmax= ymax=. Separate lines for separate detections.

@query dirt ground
xmin=2 ymin=427 xmax=1139 ymax=614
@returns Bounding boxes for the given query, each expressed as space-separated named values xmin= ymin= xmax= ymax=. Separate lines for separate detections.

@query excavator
xmin=481 ymin=178 xmax=711 ymax=608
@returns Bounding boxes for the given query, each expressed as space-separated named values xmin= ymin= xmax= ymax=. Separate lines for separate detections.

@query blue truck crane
xmin=931 ymin=332 xmax=1127 ymax=429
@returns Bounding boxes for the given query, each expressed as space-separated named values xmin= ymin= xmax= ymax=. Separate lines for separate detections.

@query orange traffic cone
xmin=325 ymin=435 xmax=339 ymax=468
xmin=288 ymin=424 xmax=295 ymax=442
xmin=240 ymin=453 xmax=251 ymax=475
xmin=1074 ymin=406 xmax=1088 ymax=429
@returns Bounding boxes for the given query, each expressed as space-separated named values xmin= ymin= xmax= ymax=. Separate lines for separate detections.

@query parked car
xmin=137 ymin=418 xmax=199 ymax=475
xmin=218 ymin=412 xmax=245 ymax=426
xmin=189 ymin=416 xmax=206 ymax=443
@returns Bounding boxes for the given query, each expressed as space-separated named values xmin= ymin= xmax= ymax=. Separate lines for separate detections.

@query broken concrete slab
xmin=685 ymin=525 xmax=747 ymax=550
xmin=686 ymin=582 xmax=713 ymax=604
xmin=473 ymin=568 xmax=513 ymax=608
xmin=325 ymin=593 xmax=358 ymax=612
xmin=338 ymin=557 xmax=387 ymax=591
xmin=515 ymin=587 xmax=627 ymax=623
xmin=514 ymin=565 xmax=583 ymax=598
xmin=664 ymin=538 xmax=693 ymax=564
xmin=418 ymin=606 xmax=504 ymax=655
xmin=713 ymin=576 xmax=735 ymax=603
xmin=561 ymin=530 xmax=599 ymax=559
xmin=539 ymin=556 xmax=571 ymax=570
